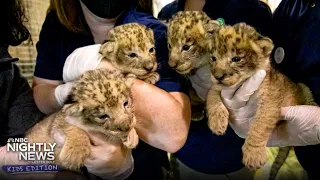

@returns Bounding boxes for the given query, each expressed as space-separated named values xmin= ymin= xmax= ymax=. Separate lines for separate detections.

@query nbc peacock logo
xmin=7 ymin=138 xmax=13 ymax=143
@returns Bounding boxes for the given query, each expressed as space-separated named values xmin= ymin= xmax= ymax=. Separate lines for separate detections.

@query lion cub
xmin=99 ymin=23 xmax=160 ymax=84
xmin=206 ymin=23 xmax=316 ymax=170
xmin=26 ymin=69 xmax=138 ymax=171
xmin=167 ymin=11 xmax=220 ymax=120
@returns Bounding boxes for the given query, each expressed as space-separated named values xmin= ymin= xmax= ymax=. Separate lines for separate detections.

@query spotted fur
xmin=167 ymin=11 xmax=220 ymax=74
xmin=26 ymin=69 xmax=138 ymax=171
xmin=166 ymin=11 xmax=220 ymax=121
xmin=206 ymin=23 xmax=316 ymax=171
xmin=99 ymin=23 xmax=160 ymax=84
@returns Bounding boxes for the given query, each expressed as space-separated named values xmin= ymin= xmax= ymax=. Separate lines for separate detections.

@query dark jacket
xmin=0 ymin=46 xmax=44 ymax=146
xmin=270 ymin=0 xmax=320 ymax=179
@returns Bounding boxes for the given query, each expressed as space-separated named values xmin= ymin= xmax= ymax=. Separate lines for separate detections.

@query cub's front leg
xmin=143 ymin=72 xmax=160 ymax=84
xmin=58 ymin=125 xmax=91 ymax=171
xmin=206 ymin=87 xmax=229 ymax=135
xmin=242 ymin=96 xmax=280 ymax=170
xmin=189 ymin=88 xmax=205 ymax=121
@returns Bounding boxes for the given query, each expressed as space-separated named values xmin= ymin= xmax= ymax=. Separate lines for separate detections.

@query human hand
xmin=188 ymin=64 xmax=212 ymax=102
xmin=220 ymin=70 xmax=266 ymax=138
xmin=64 ymin=117 xmax=134 ymax=180
xmin=267 ymin=105 xmax=320 ymax=147
xmin=54 ymin=82 xmax=74 ymax=106
xmin=63 ymin=44 xmax=116 ymax=83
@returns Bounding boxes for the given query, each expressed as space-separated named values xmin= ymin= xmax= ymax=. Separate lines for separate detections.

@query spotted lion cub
xmin=26 ymin=69 xmax=138 ymax=171
xmin=167 ymin=11 xmax=220 ymax=120
xmin=206 ymin=23 xmax=316 ymax=170
xmin=99 ymin=23 xmax=159 ymax=84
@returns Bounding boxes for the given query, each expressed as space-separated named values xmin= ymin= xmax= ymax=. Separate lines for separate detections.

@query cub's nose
xmin=214 ymin=73 xmax=226 ymax=81
xmin=144 ymin=65 xmax=153 ymax=71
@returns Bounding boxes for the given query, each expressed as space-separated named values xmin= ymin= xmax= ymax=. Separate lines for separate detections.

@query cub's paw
xmin=191 ymin=105 xmax=205 ymax=121
xmin=207 ymin=104 xmax=229 ymax=135
xmin=123 ymin=128 xmax=139 ymax=149
xmin=59 ymin=144 xmax=91 ymax=170
xmin=144 ymin=72 xmax=160 ymax=84
xmin=242 ymin=143 xmax=267 ymax=170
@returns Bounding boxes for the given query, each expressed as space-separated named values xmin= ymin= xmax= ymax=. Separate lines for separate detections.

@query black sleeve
xmin=33 ymin=10 xmax=66 ymax=81
xmin=5 ymin=64 xmax=45 ymax=137
xmin=157 ymin=1 xmax=179 ymax=20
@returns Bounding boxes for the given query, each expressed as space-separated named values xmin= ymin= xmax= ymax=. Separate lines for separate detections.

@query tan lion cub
xmin=26 ymin=69 xmax=138 ymax=171
xmin=99 ymin=23 xmax=160 ymax=84
xmin=206 ymin=23 xmax=316 ymax=170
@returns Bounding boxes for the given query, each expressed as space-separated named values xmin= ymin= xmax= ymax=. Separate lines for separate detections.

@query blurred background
xmin=9 ymin=0 xmax=282 ymax=85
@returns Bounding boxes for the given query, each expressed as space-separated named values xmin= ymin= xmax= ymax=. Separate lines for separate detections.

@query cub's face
xmin=63 ymin=69 xmax=136 ymax=139
xmin=100 ymin=23 xmax=157 ymax=79
xmin=209 ymin=23 xmax=274 ymax=88
xmin=167 ymin=11 xmax=220 ymax=74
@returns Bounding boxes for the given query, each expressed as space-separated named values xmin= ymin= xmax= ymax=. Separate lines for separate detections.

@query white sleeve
xmin=63 ymin=44 xmax=103 ymax=82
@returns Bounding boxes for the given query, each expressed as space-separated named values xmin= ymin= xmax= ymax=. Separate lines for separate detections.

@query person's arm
xmin=32 ymin=77 xmax=62 ymax=115
xmin=4 ymin=64 xmax=45 ymax=137
xmin=132 ymin=80 xmax=191 ymax=153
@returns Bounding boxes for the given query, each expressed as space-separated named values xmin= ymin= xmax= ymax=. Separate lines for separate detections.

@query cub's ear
xmin=99 ymin=40 xmax=118 ymax=59
xmin=256 ymin=36 xmax=274 ymax=56
xmin=204 ymin=20 xmax=221 ymax=38
xmin=160 ymin=19 xmax=169 ymax=27
xmin=62 ymin=103 xmax=83 ymax=117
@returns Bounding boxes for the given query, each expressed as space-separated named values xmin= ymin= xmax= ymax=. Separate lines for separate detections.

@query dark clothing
xmin=158 ymin=0 xmax=272 ymax=174
xmin=0 ymin=47 xmax=44 ymax=146
xmin=158 ymin=0 xmax=272 ymax=36
xmin=34 ymin=7 xmax=187 ymax=180
xmin=270 ymin=0 xmax=320 ymax=179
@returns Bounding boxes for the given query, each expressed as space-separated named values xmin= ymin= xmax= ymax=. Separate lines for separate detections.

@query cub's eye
xmin=232 ymin=57 xmax=241 ymax=62
xmin=98 ymin=114 xmax=110 ymax=119
xmin=168 ymin=44 xmax=171 ymax=50
xmin=124 ymin=101 xmax=129 ymax=108
xmin=182 ymin=45 xmax=190 ymax=51
xmin=149 ymin=47 xmax=155 ymax=53
xmin=211 ymin=56 xmax=217 ymax=62
xmin=129 ymin=53 xmax=137 ymax=58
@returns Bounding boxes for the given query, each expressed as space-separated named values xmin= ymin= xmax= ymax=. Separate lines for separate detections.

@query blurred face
xmin=80 ymin=0 xmax=132 ymax=19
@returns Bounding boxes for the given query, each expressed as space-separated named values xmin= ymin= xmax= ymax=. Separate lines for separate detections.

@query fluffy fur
xmin=26 ymin=69 xmax=138 ymax=171
xmin=167 ymin=11 xmax=220 ymax=120
xmin=206 ymin=22 xmax=316 ymax=170
xmin=99 ymin=23 xmax=160 ymax=84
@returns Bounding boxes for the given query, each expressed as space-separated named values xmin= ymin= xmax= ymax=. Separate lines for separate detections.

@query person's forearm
xmin=33 ymin=84 xmax=61 ymax=115
xmin=131 ymin=80 xmax=191 ymax=153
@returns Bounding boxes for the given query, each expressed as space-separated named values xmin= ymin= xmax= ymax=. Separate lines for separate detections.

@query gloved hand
xmin=64 ymin=116 xmax=134 ymax=180
xmin=54 ymin=82 xmax=74 ymax=106
xmin=221 ymin=70 xmax=320 ymax=147
xmin=188 ymin=64 xmax=213 ymax=102
xmin=221 ymin=70 xmax=266 ymax=138
xmin=268 ymin=105 xmax=320 ymax=147
xmin=63 ymin=44 xmax=104 ymax=82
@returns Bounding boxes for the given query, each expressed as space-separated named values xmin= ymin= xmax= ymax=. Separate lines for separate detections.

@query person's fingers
xmin=281 ymin=105 xmax=320 ymax=122
xmin=87 ymin=131 xmax=109 ymax=146
xmin=230 ymin=70 xmax=266 ymax=108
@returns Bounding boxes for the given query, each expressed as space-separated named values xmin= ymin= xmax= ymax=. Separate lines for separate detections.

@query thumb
xmin=87 ymin=131 xmax=110 ymax=146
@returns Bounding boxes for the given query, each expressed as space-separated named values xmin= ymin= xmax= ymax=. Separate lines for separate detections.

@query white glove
xmin=221 ymin=70 xmax=266 ymax=138
xmin=189 ymin=64 xmax=213 ymax=101
xmin=63 ymin=44 xmax=103 ymax=82
xmin=54 ymin=82 xmax=74 ymax=106
xmin=268 ymin=105 xmax=320 ymax=147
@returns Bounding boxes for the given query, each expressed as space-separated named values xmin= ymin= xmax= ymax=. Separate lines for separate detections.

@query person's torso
xmin=40 ymin=8 xmax=171 ymax=180
xmin=271 ymin=0 xmax=320 ymax=104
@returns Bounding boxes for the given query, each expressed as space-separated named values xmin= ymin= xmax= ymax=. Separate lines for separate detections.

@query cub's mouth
xmin=175 ymin=63 xmax=192 ymax=74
